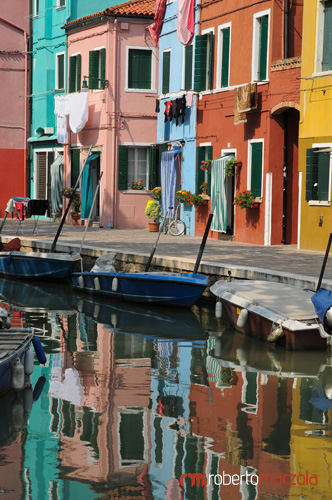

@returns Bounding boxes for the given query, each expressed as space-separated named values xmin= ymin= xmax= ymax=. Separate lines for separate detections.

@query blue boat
xmin=0 ymin=329 xmax=46 ymax=395
xmin=72 ymin=271 xmax=209 ymax=307
xmin=72 ymin=293 xmax=206 ymax=339
xmin=0 ymin=250 xmax=81 ymax=280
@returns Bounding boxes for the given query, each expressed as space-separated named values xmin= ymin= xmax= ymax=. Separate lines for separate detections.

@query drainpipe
xmin=111 ymin=18 xmax=119 ymax=228
xmin=281 ymin=111 xmax=287 ymax=244
xmin=284 ymin=0 xmax=289 ymax=59
xmin=27 ymin=0 xmax=33 ymax=198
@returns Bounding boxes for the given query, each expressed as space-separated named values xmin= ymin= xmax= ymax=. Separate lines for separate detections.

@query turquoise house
xmin=156 ymin=1 xmax=200 ymax=235
xmin=28 ymin=0 xmax=126 ymax=217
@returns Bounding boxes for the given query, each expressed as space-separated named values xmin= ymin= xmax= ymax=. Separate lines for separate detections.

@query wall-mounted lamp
xmin=36 ymin=127 xmax=45 ymax=136
xmin=82 ymin=75 xmax=109 ymax=90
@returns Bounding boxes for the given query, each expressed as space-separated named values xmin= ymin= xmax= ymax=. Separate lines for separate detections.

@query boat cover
xmin=311 ymin=288 xmax=332 ymax=335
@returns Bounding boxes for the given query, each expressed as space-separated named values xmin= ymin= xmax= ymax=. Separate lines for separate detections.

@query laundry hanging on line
xmin=54 ymin=92 xmax=89 ymax=143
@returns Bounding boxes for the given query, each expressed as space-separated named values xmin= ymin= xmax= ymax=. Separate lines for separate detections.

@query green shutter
xmin=76 ymin=54 xmax=81 ymax=92
xmin=221 ymin=28 xmax=230 ymax=88
xmin=194 ymin=35 xmax=208 ymax=92
xmin=100 ymin=48 xmax=106 ymax=86
xmin=149 ymin=146 xmax=157 ymax=190
xmin=207 ymin=32 xmax=214 ymax=90
xmin=129 ymin=50 xmax=139 ymax=88
xmin=118 ymin=146 xmax=128 ymax=190
xmin=184 ymin=45 xmax=193 ymax=90
xmin=162 ymin=51 xmax=170 ymax=94
xmin=305 ymin=148 xmax=319 ymax=201
xmin=69 ymin=56 xmax=76 ymax=93
xmin=71 ymin=149 xmax=80 ymax=187
xmin=318 ymin=152 xmax=330 ymax=201
xmin=196 ymin=147 xmax=206 ymax=192
xmin=140 ymin=50 xmax=152 ymax=89
xmin=251 ymin=142 xmax=263 ymax=197
xmin=258 ymin=15 xmax=268 ymax=81
xmin=323 ymin=1 xmax=332 ymax=72
xmin=129 ymin=50 xmax=152 ymax=90
xmin=89 ymin=51 xmax=99 ymax=89
xmin=58 ymin=54 xmax=64 ymax=89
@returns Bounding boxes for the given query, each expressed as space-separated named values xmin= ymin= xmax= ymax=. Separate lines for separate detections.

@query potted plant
xmin=200 ymin=160 xmax=211 ymax=171
xmin=176 ymin=190 xmax=205 ymax=207
xmin=145 ymin=200 xmax=162 ymax=231
xmin=200 ymin=182 xmax=208 ymax=195
xmin=151 ymin=187 xmax=161 ymax=200
xmin=233 ymin=190 xmax=256 ymax=209
xmin=60 ymin=187 xmax=81 ymax=224
xmin=225 ymin=158 xmax=237 ymax=176
xmin=132 ymin=179 xmax=144 ymax=190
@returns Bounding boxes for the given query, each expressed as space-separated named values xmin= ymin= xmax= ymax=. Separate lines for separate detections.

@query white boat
xmin=210 ymin=280 xmax=328 ymax=350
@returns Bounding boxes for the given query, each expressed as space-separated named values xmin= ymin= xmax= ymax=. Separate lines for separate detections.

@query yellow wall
xmin=289 ymin=378 xmax=332 ymax=499
xmin=299 ymin=0 xmax=332 ymax=250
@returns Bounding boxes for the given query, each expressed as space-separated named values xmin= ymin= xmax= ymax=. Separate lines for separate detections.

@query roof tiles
xmin=65 ymin=0 xmax=155 ymax=28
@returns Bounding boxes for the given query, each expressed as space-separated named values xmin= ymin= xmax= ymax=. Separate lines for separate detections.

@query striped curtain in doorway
xmin=211 ymin=156 xmax=231 ymax=233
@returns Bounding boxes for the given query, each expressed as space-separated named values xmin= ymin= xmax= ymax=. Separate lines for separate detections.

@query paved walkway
xmin=1 ymin=218 xmax=332 ymax=290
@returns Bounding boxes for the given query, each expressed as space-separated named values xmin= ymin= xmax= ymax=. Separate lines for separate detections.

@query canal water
xmin=0 ymin=279 xmax=331 ymax=500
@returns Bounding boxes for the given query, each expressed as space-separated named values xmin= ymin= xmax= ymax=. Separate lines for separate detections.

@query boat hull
xmin=0 ymin=330 xmax=34 ymax=395
xmin=210 ymin=280 xmax=327 ymax=350
xmin=72 ymin=271 xmax=209 ymax=307
xmin=0 ymin=251 xmax=80 ymax=280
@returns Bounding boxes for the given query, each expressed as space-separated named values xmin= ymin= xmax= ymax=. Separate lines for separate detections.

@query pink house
xmin=0 ymin=3 xmax=29 ymax=215
xmin=64 ymin=0 xmax=158 ymax=229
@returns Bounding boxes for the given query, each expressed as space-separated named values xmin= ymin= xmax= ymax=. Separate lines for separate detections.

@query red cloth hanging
xmin=148 ymin=0 xmax=167 ymax=47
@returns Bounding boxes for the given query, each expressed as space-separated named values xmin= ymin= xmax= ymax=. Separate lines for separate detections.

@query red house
xmin=195 ymin=0 xmax=303 ymax=245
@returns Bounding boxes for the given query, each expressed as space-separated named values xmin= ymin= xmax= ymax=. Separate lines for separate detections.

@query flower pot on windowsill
xmin=148 ymin=220 xmax=160 ymax=232
xmin=249 ymin=202 xmax=260 ymax=209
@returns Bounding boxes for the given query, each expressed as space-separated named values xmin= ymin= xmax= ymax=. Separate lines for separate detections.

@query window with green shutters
xmin=196 ymin=145 xmax=213 ymax=195
xmin=118 ymin=145 xmax=163 ymax=191
xmin=162 ymin=50 xmax=171 ymax=94
xmin=253 ymin=12 xmax=269 ymax=82
xmin=218 ymin=26 xmax=230 ymax=88
xmin=306 ymin=148 xmax=330 ymax=201
xmin=89 ymin=48 xmax=106 ymax=89
xmin=322 ymin=1 xmax=332 ymax=72
xmin=249 ymin=141 xmax=263 ymax=197
xmin=184 ymin=44 xmax=193 ymax=90
xmin=194 ymin=33 xmax=214 ymax=92
xmin=69 ymin=54 xmax=82 ymax=93
xmin=128 ymin=49 xmax=152 ymax=90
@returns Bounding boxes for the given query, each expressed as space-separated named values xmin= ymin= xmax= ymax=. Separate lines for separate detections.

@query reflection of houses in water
xmin=289 ymin=368 xmax=332 ymax=499
xmin=49 ymin=314 xmax=153 ymax=496
xmin=187 ymin=336 xmax=296 ymax=499
xmin=0 ymin=390 xmax=26 ymax=499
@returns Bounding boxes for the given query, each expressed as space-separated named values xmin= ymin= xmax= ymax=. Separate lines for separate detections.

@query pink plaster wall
xmin=0 ymin=3 xmax=29 ymax=212
xmin=67 ymin=18 xmax=157 ymax=229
